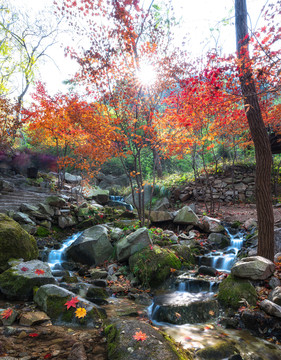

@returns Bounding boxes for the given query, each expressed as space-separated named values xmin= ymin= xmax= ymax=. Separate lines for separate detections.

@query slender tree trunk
xmin=235 ymin=0 xmax=274 ymax=260
xmin=152 ymin=147 xmax=163 ymax=178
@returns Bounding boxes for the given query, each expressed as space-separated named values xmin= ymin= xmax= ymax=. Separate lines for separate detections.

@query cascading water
xmin=48 ymin=231 xmax=82 ymax=270
xmin=108 ymin=195 xmax=133 ymax=211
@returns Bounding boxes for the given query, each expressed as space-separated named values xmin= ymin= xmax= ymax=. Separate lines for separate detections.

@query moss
xmin=129 ymin=245 xmax=181 ymax=288
xmin=46 ymin=296 xmax=69 ymax=320
xmin=0 ymin=214 xmax=38 ymax=268
xmin=218 ymin=274 xmax=257 ymax=309
xmin=35 ymin=226 xmax=50 ymax=237
xmin=161 ymin=331 xmax=193 ymax=360
xmin=172 ymin=245 xmax=195 ymax=268
xmin=196 ymin=341 xmax=239 ymax=360
xmin=0 ymin=268 xmax=35 ymax=299
xmin=104 ymin=324 xmax=121 ymax=360
xmin=231 ymin=221 xmax=242 ymax=229
xmin=61 ymin=275 xmax=78 ymax=283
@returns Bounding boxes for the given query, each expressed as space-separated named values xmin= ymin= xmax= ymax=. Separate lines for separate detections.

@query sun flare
xmin=137 ymin=63 xmax=157 ymax=87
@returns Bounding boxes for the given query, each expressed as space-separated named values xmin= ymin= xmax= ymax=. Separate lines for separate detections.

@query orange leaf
xmin=133 ymin=331 xmax=147 ymax=341
xmin=35 ymin=269 xmax=45 ymax=275
xmin=75 ymin=307 xmax=87 ymax=318
xmin=1 ymin=308 xmax=13 ymax=319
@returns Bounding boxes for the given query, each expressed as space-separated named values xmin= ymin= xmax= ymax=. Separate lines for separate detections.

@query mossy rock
xmin=34 ymin=284 xmax=106 ymax=326
xmin=35 ymin=226 xmax=50 ymax=237
xmin=172 ymin=245 xmax=195 ymax=268
xmin=196 ymin=341 xmax=239 ymax=360
xmin=105 ymin=319 xmax=192 ymax=360
xmin=0 ymin=214 xmax=38 ymax=271
xmin=129 ymin=245 xmax=181 ymax=288
xmin=218 ymin=274 xmax=257 ymax=309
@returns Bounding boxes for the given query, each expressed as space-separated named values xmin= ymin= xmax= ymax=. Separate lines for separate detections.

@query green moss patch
xmin=196 ymin=341 xmax=239 ymax=359
xmin=218 ymin=274 xmax=257 ymax=309
xmin=129 ymin=245 xmax=181 ymax=288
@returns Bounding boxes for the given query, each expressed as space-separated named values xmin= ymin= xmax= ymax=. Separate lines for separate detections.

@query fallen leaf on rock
xmin=133 ymin=331 xmax=147 ymax=341
xmin=35 ymin=269 xmax=45 ymax=275
xmin=21 ymin=267 xmax=29 ymax=271
xmin=75 ymin=307 xmax=87 ymax=318
xmin=65 ymin=296 xmax=79 ymax=310
xmin=1 ymin=308 xmax=13 ymax=319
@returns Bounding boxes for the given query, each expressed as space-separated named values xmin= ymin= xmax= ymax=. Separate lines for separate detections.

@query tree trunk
xmin=152 ymin=147 xmax=163 ymax=178
xmin=235 ymin=0 xmax=274 ymax=261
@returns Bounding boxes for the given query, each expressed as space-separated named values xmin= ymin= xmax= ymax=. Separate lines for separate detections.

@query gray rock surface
xmin=173 ymin=206 xmax=199 ymax=225
xmin=231 ymin=256 xmax=275 ymax=280
xmin=260 ymin=299 xmax=281 ymax=318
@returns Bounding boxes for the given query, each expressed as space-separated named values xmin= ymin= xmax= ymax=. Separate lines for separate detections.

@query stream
xmin=47 ymin=228 xmax=281 ymax=360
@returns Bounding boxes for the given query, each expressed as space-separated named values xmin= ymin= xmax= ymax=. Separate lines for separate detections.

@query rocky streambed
xmin=0 ymin=193 xmax=281 ymax=359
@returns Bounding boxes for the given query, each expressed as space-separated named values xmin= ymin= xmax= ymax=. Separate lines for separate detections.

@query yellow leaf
xmin=75 ymin=307 xmax=87 ymax=319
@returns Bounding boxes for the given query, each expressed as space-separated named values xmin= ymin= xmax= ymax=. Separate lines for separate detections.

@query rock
xmin=13 ymin=212 xmax=35 ymax=225
xmin=173 ymin=206 xmax=199 ymax=225
xmin=198 ymin=266 xmax=217 ymax=276
xmin=19 ymin=311 xmax=50 ymax=326
xmin=260 ymin=299 xmax=281 ymax=318
xmin=171 ymin=245 xmax=195 ymax=267
xmin=0 ymin=260 xmax=55 ymax=300
xmin=163 ymin=230 xmax=178 ymax=243
xmin=68 ymin=342 xmax=87 ymax=360
xmin=58 ymin=215 xmax=77 ymax=229
xmin=105 ymin=319 xmax=191 ymax=360
xmin=152 ymin=197 xmax=170 ymax=211
xmin=200 ymin=216 xmax=225 ymax=233
xmin=19 ymin=203 xmax=38 ymax=213
xmin=196 ymin=341 xmax=239 ymax=360
xmin=218 ymin=274 xmax=257 ymax=309
xmin=269 ymin=277 xmax=281 ymax=289
xmin=86 ymin=285 xmax=109 ymax=304
xmin=129 ymin=245 xmax=181 ymax=287
xmin=34 ymin=284 xmax=106 ymax=325
xmin=152 ymin=292 xmax=219 ymax=324
xmin=269 ymin=286 xmax=281 ymax=305
xmin=38 ymin=203 xmax=55 ymax=217
xmin=109 ymin=227 xmax=123 ymax=241
xmin=243 ymin=218 xmax=257 ymax=231
xmin=274 ymin=228 xmax=281 ymax=254
xmin=208 ymin=233 xmax=230 ymax=249
xmin=0 ymin=308 xmax=18 ymax=326
xmin=150 ymin=211 xmax=173 ymax=223
xmin=0 ymin=179 xmax=14 ymax=191
xmin=64 ymin=172 xmax=82 ymax=184
xmin=274 ymin=252 xmax=281 ymax=262
xmin=231 ymin=256 xmax=275 ymax=280
xmin=179 ymin=193 xmax=191 ymax=202
xmin=125 ymin=184 xmax=153 ymax=209
xmin=0 ymin=214 xmax=38 ymax=270
xmin=45 ymin=196 xmax=67 ymax=208
xmin=89 ymin=268 xmax=108 ymax=279
xmin=66 ymin=225 xmax=113 ymax=266
xmin=116 ymin=227 xmax=152 ymax=262
xmin=85 ymin=188 xmax=109 ymax=204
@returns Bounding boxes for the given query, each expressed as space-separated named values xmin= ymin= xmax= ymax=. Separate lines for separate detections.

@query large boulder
xmin=129 ymin=245 xmax=181 ymax=287
xmin=85 ymin=188 xmax=109 ymax=204
xmin=231 ymin=256 xmax=275 ymax=280
xmin=13 ymin=212 xmax=35 ymax=225
xmin=45 ymin=195 xmax=67 ymax=208
xmin=0 ymin=214 xmax=38 ymax=270
xmin=151 ymin=292 xmax=219 ymax=324
xmin=58 ymin=214 xmax=77 ymax=229
xmin=173 ymin=206 xmax=199 ymax=226
xmin=116 ymin=227 xmax=152 ymax=262
xmin=105 ymin=319 xmax=192 ymax=360
xmin=66 ymin=225 xmax=113 ymax=266
xmin=149 ymin=211 xmax=173 ymax=223
xmin=34 ymin=284 xmax=106 ymax=326
xmin=0 ymin=260 xmax=55 ymax=300
xmin=64 ymin=172 xmax=82 ymax=184
xmin=218 ymin=274 xmax=257 ymax=309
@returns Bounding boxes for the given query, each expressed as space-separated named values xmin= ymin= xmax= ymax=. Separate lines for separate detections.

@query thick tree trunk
xmin=235 ymin=0 xmax=274 ymax=261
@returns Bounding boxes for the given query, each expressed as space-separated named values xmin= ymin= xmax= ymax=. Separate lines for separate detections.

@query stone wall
xmin=173 ymin=166 xmax=256 ymax=204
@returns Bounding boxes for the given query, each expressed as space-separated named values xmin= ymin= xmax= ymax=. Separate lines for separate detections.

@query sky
xmin=8 ymin=0 xmax=269 ymax=98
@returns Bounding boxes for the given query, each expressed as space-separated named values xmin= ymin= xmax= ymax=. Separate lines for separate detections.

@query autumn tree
xmin=57 ymin=0 xmax=185 ymax=225
xmin=25 ymin=82 xmax=116 ymax=181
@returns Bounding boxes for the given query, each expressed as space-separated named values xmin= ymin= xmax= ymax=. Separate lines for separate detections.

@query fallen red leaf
xmin=35 ymin=269 xmax=45 ymax=275
xmin=64 ymin=296 xmax=79 ymax=310
xmin=29 ymin=333 xmax=39 ymax=337
xmin=21 ymin=267 xmax=29 ymax=271
xmin=44 ymin=354 xmax=52 ymax=359
xmin=1 ymin=308 xmax=13 ymax=319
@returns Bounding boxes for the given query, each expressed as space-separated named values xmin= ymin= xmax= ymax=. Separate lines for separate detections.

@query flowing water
xmin=46 ymin=228 xmax=281 ymax=359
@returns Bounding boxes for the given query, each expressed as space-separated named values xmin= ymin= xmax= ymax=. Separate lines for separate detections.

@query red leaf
xmin=44 ymin=354 xmax=52 ymax=359
xmin=1 ymin=308 xmax=13 ymax=319
xmin=64 ymin=296 xmax=79 ymax=310
xmin=21 ymin=267 xmax=29 ymax=271
xmin=35 ymin=269 xmax=45 ymax=275
xmin=29 ymin=333 xmax=39 ymax=337
xmin=133 ymin=331 xmax=147 ymax=341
